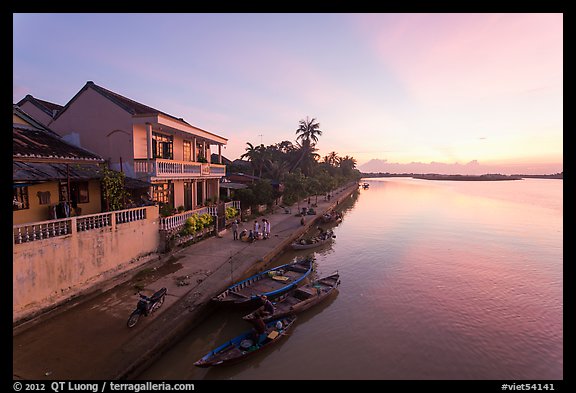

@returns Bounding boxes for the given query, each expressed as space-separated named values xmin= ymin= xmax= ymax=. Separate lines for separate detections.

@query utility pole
xmin=258 ymin=134 xmax=263 ymax=145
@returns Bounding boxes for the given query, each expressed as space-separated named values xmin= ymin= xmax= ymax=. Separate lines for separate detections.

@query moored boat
xmin=193 ymin=315 xmax=297 ymax=368
xmin=212 ymin=258 xmax=314 ymax=307
xmin=290 ymin=229 xmax=334 ymax=250
xmin=243 ymin=272 xmax=340 ymax=323
xmin=320 ymin=211 xmax=343 ymax=224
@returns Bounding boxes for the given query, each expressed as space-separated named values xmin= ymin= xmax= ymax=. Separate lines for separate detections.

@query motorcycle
xmin=127 ymin=287 xmax=167 ymax=328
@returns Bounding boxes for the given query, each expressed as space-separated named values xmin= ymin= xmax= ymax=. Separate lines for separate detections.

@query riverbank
xmin=13 ymin=182 xmax=359 ymax=380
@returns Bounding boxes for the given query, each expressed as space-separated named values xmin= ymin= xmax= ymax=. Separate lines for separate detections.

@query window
xmin=71 ymin=182 xmax=89 ymax=204
xmin=13 ymin=186 xmax=29 ymax=210
xmin=183 ymin=140 xmax=192 ymax=161
xmin=152 ymin=182 xmax=173 ymax=205
xmin=152 ymin=132 xmax=173 ymax=159
xmin=37 ymin=191 xmax=51 ymax=205
xmin=59 ymin=181 xmax=89 ymax=206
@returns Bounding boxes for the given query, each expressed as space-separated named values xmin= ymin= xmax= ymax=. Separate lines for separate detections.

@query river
xmin=138 ymin=177 xmax=563 ymax=380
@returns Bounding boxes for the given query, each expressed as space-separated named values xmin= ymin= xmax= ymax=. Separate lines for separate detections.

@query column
xmin=146 ymin=123 xmax=153 ymax=173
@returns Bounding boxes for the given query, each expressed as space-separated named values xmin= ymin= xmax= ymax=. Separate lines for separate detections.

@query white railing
xmin=115 ymin=207 xmax=147 ymax=224
xmin=158 ymin=202 xmax=239 ymax=231
xmin=134 ymin=159 xmax=225 ymax=178
xmin=225 ymin=201 xmax=241 ymax=210
xmin=76 ymin=212 xmax=113 ymax=232
xmin=14 ymin=207 xmax=150 ymax=244
xmin=159 ymin=206 xmax=212 ymax=231
xmin=13 ymin=218 xmax=73 ymax=244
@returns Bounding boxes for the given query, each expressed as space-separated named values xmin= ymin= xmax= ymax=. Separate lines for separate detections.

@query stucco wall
xmin=13 ymin=206 xmax=160 ymax=322
xmin=50 ymin=88 xmax=135 ymax=170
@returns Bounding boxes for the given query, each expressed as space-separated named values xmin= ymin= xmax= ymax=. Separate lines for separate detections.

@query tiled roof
xmin=13 ymin=161 xmax=151 ymax=189
xmin=13 ymin=161 xmax=104 ymax=183
xmin=16 ymin=94 xmax=63 ymax=118
xmin=55 ymin=81 xmax=191 ymax=126
xmin=13 ymin=106 xmax=104 ymax=163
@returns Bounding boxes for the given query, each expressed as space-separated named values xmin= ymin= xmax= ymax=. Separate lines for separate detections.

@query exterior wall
xmin=78 ymin=180 xmax=103 ymax=216
xmin=13 ymin=180 xmax=102 ymax=225
xmin=50 ymin=88 xmax=135 ymax=173
xmin=13 ymin=182 xmax=60 ymax=225
xmin=17 ymin=102 xmax=54 ymax=126
xmin=13 ymin=206 xmax=160 ymax=322
xmin=133 ymin=123 xmax=149 ymax=160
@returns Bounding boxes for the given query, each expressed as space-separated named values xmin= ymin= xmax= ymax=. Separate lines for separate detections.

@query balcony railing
xmin=13 ymin=207 xmax=149 ymax=244
xmin=134 ymin=158 xmax=226 ymax=179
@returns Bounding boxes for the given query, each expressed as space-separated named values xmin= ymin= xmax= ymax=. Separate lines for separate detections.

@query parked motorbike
xmin=127 ymin=287 xmax=167 ymax=328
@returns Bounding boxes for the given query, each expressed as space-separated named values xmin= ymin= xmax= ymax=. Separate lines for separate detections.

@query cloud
xmin=358 ymin=158 xmax=562 ymax=176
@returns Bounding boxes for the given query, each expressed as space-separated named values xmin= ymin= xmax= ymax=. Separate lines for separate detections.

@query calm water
xmin=139 ymin=178 xmax=563 ymax=380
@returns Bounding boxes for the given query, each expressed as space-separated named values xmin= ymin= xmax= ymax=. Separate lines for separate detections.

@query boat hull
xmin=193 ymin=315 xmax=297 ymax=368
xmin=212 ymin=258 xmax=314 ymax=307
xmin=243 ymin=272 xmax=340 ymax=323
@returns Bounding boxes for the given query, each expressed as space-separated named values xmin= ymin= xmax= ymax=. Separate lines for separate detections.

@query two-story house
xmin=45 ymin=81 xmax=228 ymax=212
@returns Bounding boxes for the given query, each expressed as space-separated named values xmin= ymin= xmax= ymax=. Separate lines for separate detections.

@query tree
xmin=101 ymin=164 xmax=130 ymax=211
xmin=282 ymin=170 xmax=307 ymax=212
xmin=291 ymin=116 xmax=322 ymax=175
xmin=240 ymin=142 xmax=267 ymax=177
xmin=339 ymin=155 xmax=358 ymax=177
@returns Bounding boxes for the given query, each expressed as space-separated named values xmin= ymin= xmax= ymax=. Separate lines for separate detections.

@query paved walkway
xmin=12 ymin=183 xmax=359 ymax=380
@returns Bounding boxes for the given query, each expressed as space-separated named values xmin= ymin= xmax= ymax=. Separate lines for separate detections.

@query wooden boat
xmin=194 ymin=315 xmax=297 ymax=368
xmin=243 ymin=272 xmax=340 ymax=323
xmin=211 ymin=258 xmax=314 ymax=306
xmin=290 ymin=229 xmax=334 ymax=250
xmin=320 ymin=211 xmax=343 ymax=224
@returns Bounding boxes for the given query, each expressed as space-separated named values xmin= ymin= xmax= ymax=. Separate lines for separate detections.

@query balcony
xmin=134 ymin=158 xmax=226 ymax=179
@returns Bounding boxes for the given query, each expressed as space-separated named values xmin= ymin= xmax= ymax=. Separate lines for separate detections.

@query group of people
xmin=232 ymin=218 xmax=271 ymax=242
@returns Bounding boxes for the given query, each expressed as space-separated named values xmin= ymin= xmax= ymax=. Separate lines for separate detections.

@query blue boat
xmin=194 ymin=315 xmax=297 ymax=367
xmin=212 ymin=257 xmax=314 ymax=306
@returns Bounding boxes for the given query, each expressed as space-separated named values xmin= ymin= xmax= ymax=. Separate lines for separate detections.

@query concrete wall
xmin=13 ymin=206 xmax=160 ymax=323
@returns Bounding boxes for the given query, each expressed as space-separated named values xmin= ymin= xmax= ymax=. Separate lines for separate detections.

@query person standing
xmin=261 ymin=218 xmax=268 ymax=239
xmin=265 ymin=219 xmax=271 ymax=239
xmin=232 ymin=219 xmax=239 ymax=240
xmin=254 ymin=220 xmax=260 ymax=238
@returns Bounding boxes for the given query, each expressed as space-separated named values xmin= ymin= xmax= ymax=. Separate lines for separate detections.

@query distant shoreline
xmin=361 ymin=173 xmax=563 ymax=181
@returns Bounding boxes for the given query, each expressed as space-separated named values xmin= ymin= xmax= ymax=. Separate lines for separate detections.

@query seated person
xmin=257 ymin=295 xmax=275 ymax=317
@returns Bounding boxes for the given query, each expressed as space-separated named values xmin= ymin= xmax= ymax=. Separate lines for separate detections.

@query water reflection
xmin=139 ymin=178 xmax=562 ymax=380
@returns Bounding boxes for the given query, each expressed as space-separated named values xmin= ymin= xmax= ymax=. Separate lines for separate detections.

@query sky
xmin=13 ymin=13 xmax=563 ymax=175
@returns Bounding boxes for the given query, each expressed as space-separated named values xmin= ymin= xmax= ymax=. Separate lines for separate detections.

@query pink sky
xmin=13 ymin=13 xmax=563 ymax=175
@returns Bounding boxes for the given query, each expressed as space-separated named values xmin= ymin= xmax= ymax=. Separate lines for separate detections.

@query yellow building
xmin=13 ymin=105 xmax=105 ymax=225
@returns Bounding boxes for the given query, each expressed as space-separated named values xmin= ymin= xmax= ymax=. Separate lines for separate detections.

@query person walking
xmin=232 ymin=219 xmax=239 ymax=240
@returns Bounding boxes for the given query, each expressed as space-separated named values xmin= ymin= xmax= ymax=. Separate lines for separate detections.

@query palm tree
xmin=338 ymin=155 xmax=358 ymax=177
xmin=291 ymin=117 xmax=322 ymax=175
xmin=240 ymin=142 xmax=267 ymax=177
xmin=296 ymin=116 xmax=322 ymax=145
xmin=324 ymin=151 xmax=339 ymax=166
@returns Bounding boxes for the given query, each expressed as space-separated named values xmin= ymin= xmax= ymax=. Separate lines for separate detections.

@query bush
xmin=180 ymin=213 xmax=214 ymax=236
xmin=225 ymin=206 xmax=239 ymax=220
